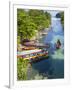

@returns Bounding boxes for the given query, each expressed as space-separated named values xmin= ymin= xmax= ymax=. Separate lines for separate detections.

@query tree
xmin=17 ymin=9 xmax=51 ymax=43
xmin=60 ymin=12 xmax=64 ymax=26
xmin=17 ymin=9 xmax=37 ymax=42
xmin=28 ymin=10 xmax=51 ymax=31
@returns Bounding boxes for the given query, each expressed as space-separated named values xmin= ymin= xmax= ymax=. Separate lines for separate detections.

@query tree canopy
xmin=17 ymin=9 xmax=51 ymax=42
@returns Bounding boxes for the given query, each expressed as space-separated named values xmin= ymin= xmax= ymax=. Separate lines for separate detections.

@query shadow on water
xmin=31 ymin=55 xmax=64 ymax=79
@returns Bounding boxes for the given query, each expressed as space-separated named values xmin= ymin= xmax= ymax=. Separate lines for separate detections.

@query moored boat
xmin=17 ymin=49 xmax=49 ymax=63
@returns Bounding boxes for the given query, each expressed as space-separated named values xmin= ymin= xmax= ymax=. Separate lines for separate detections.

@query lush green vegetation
xmin=17 ymin=9 xmax=51 ymax=43
xmin=28 ymin=10 xmax=51 ymax=30
xmin=17 ymin=36 xmax=21 ymax=51
xmin=17 ymin=57 xmax=30 ymax=80
xmin=60 ymin=12 xmax=64 ymax=27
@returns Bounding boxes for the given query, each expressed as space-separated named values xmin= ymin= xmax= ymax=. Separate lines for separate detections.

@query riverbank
xmin=17 ymin=57 xmax=30 ymax=80
xmin=17 ymin=25 xmax=51 ymax=51
xmin=33 ymin=25 xmax=51 ymax=42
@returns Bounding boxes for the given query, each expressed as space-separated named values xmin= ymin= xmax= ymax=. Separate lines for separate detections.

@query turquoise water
xmin=27 ymin=14 xmax=64 ymax=80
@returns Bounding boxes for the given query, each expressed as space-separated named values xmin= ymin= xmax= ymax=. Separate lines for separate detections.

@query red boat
xmin=56 ymin=39 xmax=61 ymax=49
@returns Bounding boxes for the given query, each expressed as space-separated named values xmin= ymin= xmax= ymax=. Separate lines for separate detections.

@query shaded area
xmin=31 ymin=56 xmax=64 ymax=79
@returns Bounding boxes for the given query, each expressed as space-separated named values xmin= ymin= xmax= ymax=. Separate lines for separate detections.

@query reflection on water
xmin=51 ymin=49 xmax=64 ymax=59
xmin=27 ymin=15 xmax=64 ymax=80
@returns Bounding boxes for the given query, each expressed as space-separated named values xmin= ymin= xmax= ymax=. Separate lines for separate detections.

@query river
xmin=27 ymin=13 xmax=64 ymax=80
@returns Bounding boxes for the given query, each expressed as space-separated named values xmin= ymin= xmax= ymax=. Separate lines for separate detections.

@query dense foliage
xmin=60 ymin=12 xmax=64 ymax=26
xmin=17 ymin=9 xmax=51 ymax=42
xmin=17 ymin=57 xmax=30 ymax=80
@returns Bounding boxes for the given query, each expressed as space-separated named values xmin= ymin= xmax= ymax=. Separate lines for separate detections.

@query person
xmin=56 ymin=39 xmax=61 ymax=49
